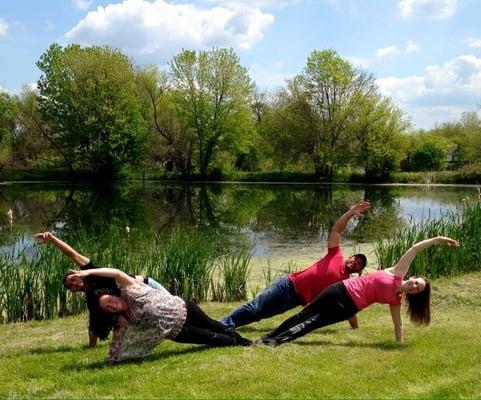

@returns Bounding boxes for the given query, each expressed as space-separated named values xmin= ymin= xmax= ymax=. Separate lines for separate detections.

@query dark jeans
xmin=173 ymin=301 xmax=251 ymax=347
xmin=220 ymin=275 xmax=302 ymax=328
xmin=262 ymin=281 xmax=359 ymax=346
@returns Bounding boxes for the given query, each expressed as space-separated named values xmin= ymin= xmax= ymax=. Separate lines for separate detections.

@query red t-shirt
xmin=342 ymin=270 xmax=402 ymax=311
xmin=288 ymin=247 xmax=348 ymax=305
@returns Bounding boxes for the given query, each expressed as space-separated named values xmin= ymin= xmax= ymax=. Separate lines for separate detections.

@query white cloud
xmin=466 ymin=37 xmax=481 ymax=49
xmin=204 ymin=0 xmax=300 ymax=8
xmin=73 ymin=0 xmax=93 ymax=10
xmin=249 ymin=62 xmax=293 ymax=89
xmin=0 ymin=17 xmax=8 ymax=37
xmin=406 ymin=40 xmax=419 ymax=53
xmin=398 ymin=0 xmax=458 ymax=19
xmin=347 ymin=56 xmax=372 ymax=69
xmin=375 ymin=45 xmax=400 ymax=60
xmin=377 ymin=54 xmax=481 ymax=128
xmin=65 ymin=0 xmax=274 ymax=62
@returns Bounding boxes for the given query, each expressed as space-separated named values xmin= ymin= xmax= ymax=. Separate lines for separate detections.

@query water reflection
xmin=0 ymin=182 xmax=476 ymax=255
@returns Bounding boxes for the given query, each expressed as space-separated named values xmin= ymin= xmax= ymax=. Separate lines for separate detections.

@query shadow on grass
xmin=61 ymin=345 xmax=210 ymax=372
xmin=29 ymin=343 xmax=102 ymax=355
xmin=294 ymin=339 xmax=408 ymax=351
xmin=238 ymin=326 xmax=340 ymax=335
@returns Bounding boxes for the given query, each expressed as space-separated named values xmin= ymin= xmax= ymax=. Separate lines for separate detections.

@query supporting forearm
xmin=348 ymin=315 xmax=359 ymax=329
xmin=88 ymin=330 xmax=98 ymax=348
xmin=394 ymin=323 xmax=403 ymax=343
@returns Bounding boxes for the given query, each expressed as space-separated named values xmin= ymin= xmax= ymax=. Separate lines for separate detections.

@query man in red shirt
xmin=220 ymin=201 xmax=369 ymax=329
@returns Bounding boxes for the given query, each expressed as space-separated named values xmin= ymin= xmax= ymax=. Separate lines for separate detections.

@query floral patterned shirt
xmin=108 ymin=283 xmax=187 ymax=363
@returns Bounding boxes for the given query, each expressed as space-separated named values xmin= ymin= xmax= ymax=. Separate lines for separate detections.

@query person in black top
xmin=34 ymin=231 xmax=166 ymax=347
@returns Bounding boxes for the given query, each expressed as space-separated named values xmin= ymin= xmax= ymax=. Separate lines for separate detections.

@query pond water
xmin=0 ymin=181 xmax=476 ymax=269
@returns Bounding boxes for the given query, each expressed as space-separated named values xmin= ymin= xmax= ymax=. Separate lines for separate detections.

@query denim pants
xmin=220 ymin=275 xmax=301 ymax=328
xmin=145 ymin=277 xmax=167 ymax=292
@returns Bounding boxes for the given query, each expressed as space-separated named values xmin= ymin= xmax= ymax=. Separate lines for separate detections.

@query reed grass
xmin=376 ymin=201 xmax=481 ymax=277
xmin=0 ymin=224 xmax=240 ymax=323
xmin=211 ymin=251 xmax=251 ymax=302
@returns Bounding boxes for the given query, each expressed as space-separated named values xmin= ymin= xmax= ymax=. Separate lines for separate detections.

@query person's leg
xmin=174 ymin=301 xmax=251 ymax=346
xmin=185 ymin=300 xmax=235 ymax=334
xmin=220 ymin=275 xmax=301 ymax=328
xmin=145 ymin=277 xmax=170 ymax=295
xmin=174 ymin=325 xmax=250 ymax=347
xmin=262 ymin=282 xmax=358 ymax=346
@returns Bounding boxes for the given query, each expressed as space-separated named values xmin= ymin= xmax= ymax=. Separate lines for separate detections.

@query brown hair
xmin=405 ymin=277 xmax=431 ymax=326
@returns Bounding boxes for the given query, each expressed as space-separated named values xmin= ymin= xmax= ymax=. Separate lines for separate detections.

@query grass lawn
xmin=1 ymin=272 xmax=481 ymax=399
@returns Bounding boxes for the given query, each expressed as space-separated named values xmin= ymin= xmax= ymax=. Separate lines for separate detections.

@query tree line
xmin=0 ymin=43 xmax=478 ymax=180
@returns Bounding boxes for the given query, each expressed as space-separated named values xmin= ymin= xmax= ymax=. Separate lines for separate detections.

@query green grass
xmin=1 ymin=272 xmax=481 ymax=398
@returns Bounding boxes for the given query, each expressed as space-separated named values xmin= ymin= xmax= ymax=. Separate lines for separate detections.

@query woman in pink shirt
xmin=259 ymin=236 xmax=459 ymax=345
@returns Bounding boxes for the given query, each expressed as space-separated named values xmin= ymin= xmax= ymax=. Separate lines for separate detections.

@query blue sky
xmin=1 ymin=0 xmax=480 ymax=129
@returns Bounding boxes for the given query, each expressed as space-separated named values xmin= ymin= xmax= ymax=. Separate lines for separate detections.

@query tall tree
xmin=136 ymin=65 xmax=194 ymax=177
xmin=0 ymin=91 xmax=18 ymax=167
xmin=349 ymin=94 xmax=408 ymax=179
xmin=170 ymin=48 xmax=254 ymax=176
xmin=14 ymin=87 xmax=57 ymax=167
xmin=37 ymin=43 xmax=149 ymax=179
xmin=267 ymin=49 xmax=375 ymax=178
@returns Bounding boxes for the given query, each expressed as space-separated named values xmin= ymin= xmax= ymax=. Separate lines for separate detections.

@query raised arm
xmin=34 ymin=231 xmax=90 ymax=268
xmin=327 ymin=201 xmax=370 ymax=249
xmin=392 ymin=236 xmax=459 ymax=278
xmin=70 ymin=267 xmax=135 ymax=288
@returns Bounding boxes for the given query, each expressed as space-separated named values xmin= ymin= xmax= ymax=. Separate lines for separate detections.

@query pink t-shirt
xmin=289 ymin=247 xmax=348 ymax=305
xmin=343 ymin=270 xmax=402 ymax=311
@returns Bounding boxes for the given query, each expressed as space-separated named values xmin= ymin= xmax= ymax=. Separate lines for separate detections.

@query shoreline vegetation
xmin=2 ymin=202 xmax=481 ymax=324
xmin=3 ymin=167 xmax=481 ymax=185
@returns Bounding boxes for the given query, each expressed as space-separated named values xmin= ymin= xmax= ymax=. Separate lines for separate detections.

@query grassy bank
xmin=1 ymin=271 xmax=481 ymax=398
xmin=4 ymin=166 xmax=481 ymax=184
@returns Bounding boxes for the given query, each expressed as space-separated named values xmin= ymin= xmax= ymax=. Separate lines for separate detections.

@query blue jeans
xmin=146 ymin=277 xmax=166 ymax=291
xmin=220 ymin=275 xmax=301 ymax=328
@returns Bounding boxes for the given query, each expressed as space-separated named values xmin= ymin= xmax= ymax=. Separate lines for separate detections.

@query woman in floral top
xmin=70 ymin=267 xmax=251 ymax=364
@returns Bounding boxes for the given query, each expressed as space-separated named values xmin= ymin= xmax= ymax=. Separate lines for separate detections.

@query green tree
xmin=170 ymin=48 xmax=254 ymax=176
xmin=14 ymin=87 xmax=56 ymax=167
xmin=350 ymin=94 xmax=408 ymax=179
xmin=136 ymin=65 xmax=194 ymax=177
xmin=411 ymin=141 xmax=446 ymax=171
xmin=36 ymin=43 xmax=149 ymax=179
xmin=0 ymin=91 xmax=18 ymax=167
xmin=266 ymin=49 xmax=375 ymax=178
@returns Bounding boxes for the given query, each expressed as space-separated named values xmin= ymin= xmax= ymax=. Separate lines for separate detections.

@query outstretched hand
xmin=33 ymin=232 xmax=54 ymax=244
xmin=350 ymin=201 xmax=370 ymax=216
xmin=438 ymin=237 xmax=460 ymax=247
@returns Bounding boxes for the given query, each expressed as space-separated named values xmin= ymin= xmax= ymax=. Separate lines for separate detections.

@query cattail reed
xmin=376 ymin=201 xmax=481 ymax=277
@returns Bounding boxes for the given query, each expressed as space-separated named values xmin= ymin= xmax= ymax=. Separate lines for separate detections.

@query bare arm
xmin=88 ymin=330 xmax=98 ymax=348
xmin=392 ymin=236 xmax=459 ymax=278
xmin=328 ymin=201 xmax=369 ymax=249
xmin=390 ymin=304 xmax=403 ymax=342
xmin=108 ymin=316 xmax=128 ymax=366
xmin=34 ymin=231 xmax=90 ymax=267
xmin=70 ymin=267 xmax=135 ymax=288
xmin=348 ymin=315 xmax=359 ymax=329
